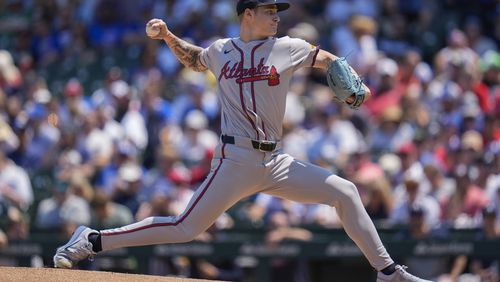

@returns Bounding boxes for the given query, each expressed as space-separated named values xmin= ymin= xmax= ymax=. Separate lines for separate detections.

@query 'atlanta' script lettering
xmin=218 ymin=58 xmax=270 ymax=81
xmin=218 ymin=58 xmax=280 ymax=86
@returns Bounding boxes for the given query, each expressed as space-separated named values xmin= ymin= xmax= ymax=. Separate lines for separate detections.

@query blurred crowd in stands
xmin=0 ymin=0 xmax=499 ymax=281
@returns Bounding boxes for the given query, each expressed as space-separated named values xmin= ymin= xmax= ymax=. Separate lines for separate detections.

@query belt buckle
xmin=258 ymin=140 xmax=276 ymax=152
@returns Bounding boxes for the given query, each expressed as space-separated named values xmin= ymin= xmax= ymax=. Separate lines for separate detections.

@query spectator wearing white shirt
xmin=108 ymin=80 xmax=148 ymax=151
xmin=77 ymin=111 xmax=113 ymax=167
xmin=307 ymin=104 xmax=365 ymax=169
xmin=391 ymin=170 xmax=440 ymax=228
xmin=35 ymin=181 xmax=90 ymax=230
xmin=0 ymin=151 xmax=33 ymax=211
xmin=177 ymin=109 xmax=218 ymax=167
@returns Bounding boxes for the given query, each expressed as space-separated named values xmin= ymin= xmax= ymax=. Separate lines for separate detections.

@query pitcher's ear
xmin=244 ymin=8 xmax=255 ymax=18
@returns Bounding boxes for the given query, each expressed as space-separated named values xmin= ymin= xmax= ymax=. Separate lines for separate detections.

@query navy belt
xmin=221 ymin=135 xmax=277 ymax=152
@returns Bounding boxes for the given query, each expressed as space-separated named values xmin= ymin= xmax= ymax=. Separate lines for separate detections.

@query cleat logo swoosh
xmin=63 ymin=239 xmax=82 ymax=251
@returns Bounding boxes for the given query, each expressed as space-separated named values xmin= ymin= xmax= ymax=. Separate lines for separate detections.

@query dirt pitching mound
xmin=0 ymin=267 xmax=221 ymax=282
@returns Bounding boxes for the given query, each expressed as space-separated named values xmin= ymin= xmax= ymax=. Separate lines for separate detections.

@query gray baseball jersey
xmin=200 ymin=36 xmax=319 ymax=141
xmin=98 ymin=36 xmax=394 ymax=272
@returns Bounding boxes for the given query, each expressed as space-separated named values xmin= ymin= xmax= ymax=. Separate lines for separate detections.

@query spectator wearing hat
xmin=394 ymin=142 xmax=427 ymax=187
xmin=288 ymin=22 xmax=319 ymax=46
xmin=406 ymin=204 xmax=431 ymax=239
xmin=54 ymin=149 xmax=85 ymax=180
xmin=108 ymin=80 xmax=148 ymax=151
xmin=110 ymin=161 xmax=143 ymax=214
xmin=348 ymin=14 xmax=378 ymax=71
xmin=58 ymin=78 xmax=93 ymax=130
xmin=447 ymin=131 xmax=484 ymax=174
xmin=423 ymin=164 xmax=456 ymax=204
xmin=413 ymin=65 xmax=435 ymax=119
xmin=286 ymin=22 xmax=327 ymax=98
xmin=365 ymin=57 xmax=402 ymax=115
xmin=479 ymin=205 xmax=499 ymax=239
xmin=67 ymin=172 xmax=94 ymax=203
xmin=176 ymin=109 xmax=218 ymax=168
xmin=109 ymin=80 xmax=132 ymax=117
xmin=77 ymin=110 xmax=113 ymax=168
xmin=432 ymin=82 xmax=464 ymax=130
xmin=391 ymin=169 xmax=440 ymax=228
xmin=330 ymin=14 xmax=378 ymax=75
xmin=460 ymin=100 xmax=482 ymax=134
xmin=94 ymin=139 xmax=139 ymax=198
xmin=94 ymin=103 xmax=125 ymax=145
xmin=378 ymin=153 xmax=402 ymax=187
xmin=375 ymin=57 xmax=399 ymax=88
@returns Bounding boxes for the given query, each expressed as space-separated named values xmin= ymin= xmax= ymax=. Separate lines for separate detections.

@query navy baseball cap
xmin=237 ymin=0 xmax=290 ymax=15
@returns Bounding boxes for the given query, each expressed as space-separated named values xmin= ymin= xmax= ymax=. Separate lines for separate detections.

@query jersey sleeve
xmin=200 ymin=39 xmax=222 ymax=72
xmin=289 ymin=37 xmax=320 ymax=71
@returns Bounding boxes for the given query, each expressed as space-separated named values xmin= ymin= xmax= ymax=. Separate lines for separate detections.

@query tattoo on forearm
xmin=165 ymin=35 xmax=207 ymax=72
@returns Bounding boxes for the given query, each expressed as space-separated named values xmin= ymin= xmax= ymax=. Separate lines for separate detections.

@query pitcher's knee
xmin=332 ymin=179 xmax=360 ymax=201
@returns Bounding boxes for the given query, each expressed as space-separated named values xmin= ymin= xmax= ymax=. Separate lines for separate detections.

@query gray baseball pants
xmin=100 ymin=139 xmax=394 ymax=271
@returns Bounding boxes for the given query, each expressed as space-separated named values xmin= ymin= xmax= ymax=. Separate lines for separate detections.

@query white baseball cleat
xmin=53 ymin=226 xmax=98 ymax=268
xmin=377 ymin=265 xmax=434 ymax=282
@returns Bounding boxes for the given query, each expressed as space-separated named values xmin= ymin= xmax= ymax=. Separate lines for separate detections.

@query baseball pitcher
xmin=54 ymin=1 xmax=431 ymax=281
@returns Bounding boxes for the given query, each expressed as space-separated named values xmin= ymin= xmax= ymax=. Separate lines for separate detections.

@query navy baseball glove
xmin=326 ymin=57 xmax=366 ymax=109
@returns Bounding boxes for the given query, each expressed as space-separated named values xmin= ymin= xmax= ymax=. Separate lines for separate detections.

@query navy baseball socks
xmin=88 ymin=233 xmax=102 ymax=253
xmin=381 ymin=263 xmax=396 ymax=275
